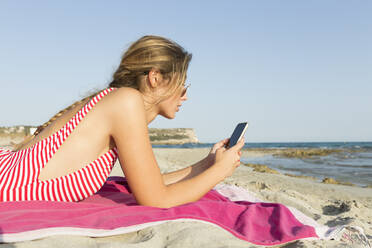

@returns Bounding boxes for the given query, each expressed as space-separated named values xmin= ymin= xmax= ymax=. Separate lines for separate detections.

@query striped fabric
xmin=0 ymin=88 xmax=118 ymax=202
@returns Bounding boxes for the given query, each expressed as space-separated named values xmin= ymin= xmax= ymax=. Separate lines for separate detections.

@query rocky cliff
xmin=149 ymin=128 xmax=199 ymax=145
xmin=0 ymin=126 xmax=199 ymax=147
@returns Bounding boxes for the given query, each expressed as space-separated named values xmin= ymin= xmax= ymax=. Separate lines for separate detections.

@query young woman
xmin=0 ymin=35 xmax=244 ymax=207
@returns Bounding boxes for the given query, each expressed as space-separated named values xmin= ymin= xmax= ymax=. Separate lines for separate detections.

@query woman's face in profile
xmin=157 ymin=82 xmax=189 ymax=119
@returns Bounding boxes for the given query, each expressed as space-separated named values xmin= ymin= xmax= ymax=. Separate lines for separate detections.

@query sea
xmin=152 ymin=142 xmax=372 ymax=187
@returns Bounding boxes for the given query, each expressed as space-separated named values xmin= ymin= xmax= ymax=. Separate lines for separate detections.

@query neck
xmin=142 ymin=95 xmax=159 ymax=125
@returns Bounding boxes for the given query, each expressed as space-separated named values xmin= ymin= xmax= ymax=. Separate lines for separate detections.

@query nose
xmin=181 ymin=91 xmax=188 ymax=101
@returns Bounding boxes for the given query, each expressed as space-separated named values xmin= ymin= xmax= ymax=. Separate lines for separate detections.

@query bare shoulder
xmin=104 ymin=87 xmax=144 ymax=111
xmin=111 ymin=87 xmax=143 ymax=99
xmin=101 ymin=87 xmax=146 ymax=133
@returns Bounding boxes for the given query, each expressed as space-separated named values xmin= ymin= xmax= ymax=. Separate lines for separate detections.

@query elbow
xmin=140 ymin=201 xmax=173 ymax=209
xmin=135 ymin=188 xmax=177 ymax=209
xmin=136 ymin=197 xmax=174 ymax=208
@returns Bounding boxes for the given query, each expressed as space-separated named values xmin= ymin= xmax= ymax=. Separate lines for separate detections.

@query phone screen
xmin=226 ymin=122 xmax=248 ymax=148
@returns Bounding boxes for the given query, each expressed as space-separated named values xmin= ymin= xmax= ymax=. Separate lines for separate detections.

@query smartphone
xmin=226 ymin=122 xmax=248 ymax=149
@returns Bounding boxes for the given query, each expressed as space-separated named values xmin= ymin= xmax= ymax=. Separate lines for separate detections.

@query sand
xmin=1 ymin=148 xmax=371 ymax=247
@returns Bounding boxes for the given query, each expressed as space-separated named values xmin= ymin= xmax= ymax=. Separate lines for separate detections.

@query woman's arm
xmin=161 ymin=139 xmax=229 ymax=185
xmin=161 ymin=157 xmax=209 ymax=185
xmin=160 ymin=140 xmax=243 ymax=207
xmin=108 ymin=89 xmax=242 ymax=208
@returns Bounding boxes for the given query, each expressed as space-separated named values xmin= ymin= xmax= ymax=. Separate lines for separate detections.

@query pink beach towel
xmin=0 ymin=176 xmax=319 ymax=246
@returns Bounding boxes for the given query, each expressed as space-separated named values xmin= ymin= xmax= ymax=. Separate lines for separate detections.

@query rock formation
xmin=149 ymin=128 xmax=199 ymax=145
xmin=0 ymin=126 xmax=199 ymax=147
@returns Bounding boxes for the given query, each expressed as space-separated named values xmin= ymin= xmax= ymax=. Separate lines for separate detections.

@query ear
xmin=148 ymin=68 xmax=161 ymax=88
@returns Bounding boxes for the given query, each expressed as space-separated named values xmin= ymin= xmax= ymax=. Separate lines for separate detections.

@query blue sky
xmin=0 ymin=1 xmax=371 ymax=142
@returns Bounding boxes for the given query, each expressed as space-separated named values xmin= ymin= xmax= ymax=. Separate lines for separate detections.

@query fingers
xmin=216 ymin=147 xmax=226 ymax=154
xmin=225 ymin=138 xmax=244 ymax=151
xmin=218 ymin=138 xmax=229 ymax=147
xmin=218 ymin=138 xmax=229 ymax=143
xmin=214 ymin=138 xmax=229 ymax=150
xmin=235 ymin=161 xmax=241 ymax=167
xmin=230 ymin=137 xmax=245 ymax=151
xmin=234 ymin=158 xmax=241 ymax=167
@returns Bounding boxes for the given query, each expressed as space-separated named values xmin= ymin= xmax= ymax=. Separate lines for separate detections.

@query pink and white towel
xmin=0 ymin=176 xmax=360 ymax=246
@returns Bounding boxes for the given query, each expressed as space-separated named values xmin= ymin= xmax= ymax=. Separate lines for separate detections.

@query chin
xmin=168 ymin=114 xmax=176 ymax=119
xmin=160 ymin=112 xmax=176 ymax=119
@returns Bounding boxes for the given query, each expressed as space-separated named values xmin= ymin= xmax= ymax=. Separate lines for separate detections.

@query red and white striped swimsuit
xmin=0 ymin=88 xmax=118 ymax=202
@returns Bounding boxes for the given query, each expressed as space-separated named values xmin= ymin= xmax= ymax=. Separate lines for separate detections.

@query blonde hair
xmin=14 ymin=35 xmax=192 ymax=151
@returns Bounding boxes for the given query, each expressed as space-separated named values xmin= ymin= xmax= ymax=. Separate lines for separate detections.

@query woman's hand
xmin=213 ymin=138 xmax=245 ymax=180
xmin=205 ymin=138 xmax=230 ymax=168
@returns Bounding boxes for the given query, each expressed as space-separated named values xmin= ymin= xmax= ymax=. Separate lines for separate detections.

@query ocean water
xmin=152 ymin=142 xmax=372 ymax=187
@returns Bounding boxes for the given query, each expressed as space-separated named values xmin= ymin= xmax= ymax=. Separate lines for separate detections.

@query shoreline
xmin=148 ymin=148 xmax=371 ymax=247
xmin=242 ymin=147 xmax=372 ymax=188
xmin=147 ymin=148 xmax=371 ymax=247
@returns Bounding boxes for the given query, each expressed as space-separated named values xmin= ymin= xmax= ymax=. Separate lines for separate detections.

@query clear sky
xmin=0 ymin=1 xmax=371 ymax=143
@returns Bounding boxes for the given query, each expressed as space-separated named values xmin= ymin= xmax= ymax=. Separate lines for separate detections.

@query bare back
xmin=17 ymin=91 xmax=116 ymax=181
xmin=14 ymin=87 xmax=175 ymax=206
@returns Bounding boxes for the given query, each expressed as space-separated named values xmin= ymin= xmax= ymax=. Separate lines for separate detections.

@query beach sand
xmin=1 ymin=148 xmax=371 ymax=247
